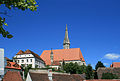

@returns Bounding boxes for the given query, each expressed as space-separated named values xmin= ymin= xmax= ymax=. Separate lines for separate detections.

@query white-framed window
xmin=31 ymin=59 xmax=32 ymax=62
xmin=27 ymin=59 xmax=28 ymax=62
xmin=18 ymin=60 xmax=19 ymax=63
xmin=22 ymin=60 xmax=24 ymax=63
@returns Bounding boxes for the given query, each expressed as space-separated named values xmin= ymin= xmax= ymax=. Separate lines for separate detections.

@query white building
xmin=0 ymin=48 xmax=4 ymax=81
xmin=13 ymin=49 xmax=45 ymax=68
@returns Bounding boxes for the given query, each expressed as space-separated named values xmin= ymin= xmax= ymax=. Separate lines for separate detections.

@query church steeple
xmin=63 ymin=24 xmax=70 ymax=49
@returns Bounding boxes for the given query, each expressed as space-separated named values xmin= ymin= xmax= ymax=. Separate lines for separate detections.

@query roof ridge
xmin=16 ymin=50 xmax=24 ymax=55
xmin=43 ymin=48 xmax=80 ymax=51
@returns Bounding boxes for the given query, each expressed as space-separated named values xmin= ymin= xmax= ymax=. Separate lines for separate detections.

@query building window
xmin=27 ymin=59 xmax=28 ymax=62
xmin=22 ymin=60 xmax=24 ymax=63
xmin=31 ymin=59 xmax=32 ymax=62
xmin=18 ymin=60 xmax=19 ymax=63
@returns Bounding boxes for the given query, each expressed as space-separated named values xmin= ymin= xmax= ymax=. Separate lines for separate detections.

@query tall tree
xmin=85 ymin=64 xmax=94 ymax=79
xmin=0 ymin=0 xmax=38 ymax=38
xmin=95 ymin=61 xmax=105 ymax=71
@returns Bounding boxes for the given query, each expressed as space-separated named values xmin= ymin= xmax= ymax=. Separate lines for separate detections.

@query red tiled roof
xmin=52 ymin=61 xmax=61 ymax=66
xmin=5 ymin=61 xmax=21 ymax=70
xmin=16 ymin=49 xmax=45 ymax=62
xmin=40 ymin=48 xmax=85 ymax=65
xmin=2 ymin=71 xmax=23 ymax=81
xmin=111 ymin=62 xmax=120 ymax=68
xmin=85 ymin=79 xmax=120 ymax=81
xmin=16 ymin=50 xmax=24 ymax=55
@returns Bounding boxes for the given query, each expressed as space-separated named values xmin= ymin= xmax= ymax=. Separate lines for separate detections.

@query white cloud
xmin=104 ymin=53 xmax=120 ymax=60
xmin=103 ymin=63 xmax=109 ymax=66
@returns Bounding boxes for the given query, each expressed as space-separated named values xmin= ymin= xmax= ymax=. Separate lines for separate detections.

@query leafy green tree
xmin=101 ymin=73 xmax=119 ymax=79
xmin=24 ymin=64 xmax=32 ymax=78
xmin=63 ymin=62 xmax=86 ymax=74
xmin=95 ymin=61 xmax=105 ymax=71
xmin=64 ymin=62 xmax=78 ymax=74
xmin=61 ymin=59 xmax=65 ymax=70
xmin=94 ymin=61 xmax=105 ymax=79
xmin=0 ymin=0 xmax=38 ymax=38
xmin=77 ymin=65 xmax=86 ymax=74
xmin=94 ymin=71 xmax=98 ymax=79
xmin=85 ymin=64 xmax=94 ymax=79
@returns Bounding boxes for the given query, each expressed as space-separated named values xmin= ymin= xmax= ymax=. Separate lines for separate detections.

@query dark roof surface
xmin=29 ymin=72 xmax=84 ymax=81
xmin=97 ymin=67 xmax=120 ymax=79
xmin=86 ymin=80 xmax=120 ymax=81
xmin=2 ymin=71 xmax=23 ymax=81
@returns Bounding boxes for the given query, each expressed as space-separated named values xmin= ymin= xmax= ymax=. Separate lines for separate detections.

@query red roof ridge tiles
xmin=43 ymin=48 xmax=80 ymax=51
xmin=40 ymin=48 xmax=85 ymax=65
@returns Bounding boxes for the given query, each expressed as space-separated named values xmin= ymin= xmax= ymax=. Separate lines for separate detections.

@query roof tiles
xmin=5 ymin=61 xmax=21 ymax=70
xmin=2 ymin=71 xmax=23 ymax=81
xmin=111 ymin=62 xmax=120 ymax=68
xmin=16 ymin=49 xmax=44 ymax=62
xmin=40 ymin=48 xmax=85 ymax=65
xmin=29 ymin=72 xmax=84 ymax=81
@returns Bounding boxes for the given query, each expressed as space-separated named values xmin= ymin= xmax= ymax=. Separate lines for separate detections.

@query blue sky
xmin=1 ymin=0 xmax=120 ymax=68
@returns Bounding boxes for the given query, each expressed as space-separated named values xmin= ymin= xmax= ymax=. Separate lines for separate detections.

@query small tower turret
xmin=50 ymin=48 xmax=53 ymax=65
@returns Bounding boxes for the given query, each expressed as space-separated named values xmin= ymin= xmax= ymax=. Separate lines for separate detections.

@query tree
xmin=101 ymin=73 xmax=119 ymax=79
xmin=61 ymin=59 xmax=65 ymax=70
xmin=85 ymin=64 xmax=94 ymax=79
xmin=63 ymin=62 xmax=86 ymax=74
xmin=0 ymin=0 xmax=38 ymax=38
xmin=24 ymin=64 xmax=32 ymax=78
xmin=64 ymin=62 xmax=79 ymax=74
xmin=77 ymin=65 xmax=86 ymax=74
xmin=94 ymin=61 xmax=105 ymax=79
xmin=95 ymin=61 xmax=105 ymax=71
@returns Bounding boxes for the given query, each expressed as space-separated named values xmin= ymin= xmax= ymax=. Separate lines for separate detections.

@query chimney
xmin=0 ymin=48 xmax=4 ymax=80
xmin=48 ymin=69 xmax=52 ymax=81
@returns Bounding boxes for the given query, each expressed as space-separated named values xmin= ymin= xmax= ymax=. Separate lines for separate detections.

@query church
xmin=40 ymin=24 xmax=86 ymax=69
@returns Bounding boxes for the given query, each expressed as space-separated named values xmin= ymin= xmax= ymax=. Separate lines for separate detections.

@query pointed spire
xmin=63 ymin=24 xmax=70 ymax=49
xmin=65 ymin=24 xmax=68 ymax=31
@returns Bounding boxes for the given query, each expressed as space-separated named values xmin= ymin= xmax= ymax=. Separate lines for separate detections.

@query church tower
xmin=63 ymin=24 xmax=70 ymax=49
xmin=50 ymin=48 xmax=53 ymax=65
